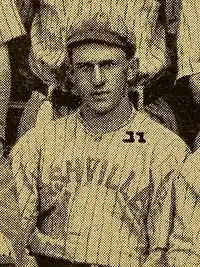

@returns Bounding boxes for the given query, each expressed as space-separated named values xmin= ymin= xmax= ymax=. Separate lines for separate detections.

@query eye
xmin=76 ymin=63 xmax=93 ymax=71
xmin=100 ymin=60 xmax=117 ymax=69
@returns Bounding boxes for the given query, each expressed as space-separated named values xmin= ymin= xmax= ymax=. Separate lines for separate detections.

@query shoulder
xmin=134 ymin=111 xmax=185 ymax=145
xmin=44 ymin=109 xmax=78 ymax=133
xmin=133 ymin=111 xmax=189 ymax=163
xmin=181 ymin=148 xmax=200 ymax=179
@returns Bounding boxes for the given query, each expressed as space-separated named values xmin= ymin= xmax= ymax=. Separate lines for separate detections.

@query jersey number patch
xmin=123 ymin=131 xmax=146 ymax=143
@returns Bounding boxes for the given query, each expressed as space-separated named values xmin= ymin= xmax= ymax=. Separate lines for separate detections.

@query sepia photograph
xmin=0 ymin=0 xmax=200 ymax=266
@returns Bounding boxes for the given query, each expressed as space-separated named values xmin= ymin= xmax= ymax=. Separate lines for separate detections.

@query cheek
xmin=106 ymin=69 xmax=127 ymax=90
xmin=73 ymin=74 xmax=92 ymax=95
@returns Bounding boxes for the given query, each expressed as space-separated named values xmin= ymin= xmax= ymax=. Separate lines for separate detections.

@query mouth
xmin=91 ymin=91 xmax=110 ymax=97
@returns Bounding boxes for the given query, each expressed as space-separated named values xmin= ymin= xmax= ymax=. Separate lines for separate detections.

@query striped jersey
xmin=0 ymin=159 xmax=25 ymax=267
xmin=176 ymin=0 xmax=200 ymax=79
xmin=11 ymin=108 xmax=188 ymax=266
xmin=0 ymin=0 xmax=26 ymax=44
xmin=168 ymin=149 xmax=200 ymax=266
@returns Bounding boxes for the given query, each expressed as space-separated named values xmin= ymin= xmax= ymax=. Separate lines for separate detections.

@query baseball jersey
xmin=11 ymin=107 xmax=188 ymax=267
xmin=168 ymin=149 xmax=200 ymax=266
xmin=0 ymin=158 xmax=25 ymax=267
xmin=0 ymin=0 xmax=26 ymax=44
xmin=176 ymin=0 xmax=200 ymax=79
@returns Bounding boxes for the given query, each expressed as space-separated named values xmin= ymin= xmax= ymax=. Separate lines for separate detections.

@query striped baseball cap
xmin=66 ymin=12 xmax=135 ymax=53
xmin=29 ymin=0 xmax=168 ymax=85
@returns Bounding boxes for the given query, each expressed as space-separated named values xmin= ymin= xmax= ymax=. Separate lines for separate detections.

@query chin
xmin=90 ymin=103 xmax=115 ymax=114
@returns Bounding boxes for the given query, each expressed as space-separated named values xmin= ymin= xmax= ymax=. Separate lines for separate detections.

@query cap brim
xmin=66 ymin=30 xmax=126 ymax=47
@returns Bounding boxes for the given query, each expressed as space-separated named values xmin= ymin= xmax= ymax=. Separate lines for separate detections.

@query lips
xmin=91 ymin=91 xmax=110 ymax=96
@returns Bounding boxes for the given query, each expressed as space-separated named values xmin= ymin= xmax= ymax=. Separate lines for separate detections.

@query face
xmin=70 ymin=43 xmax=130 ymax=114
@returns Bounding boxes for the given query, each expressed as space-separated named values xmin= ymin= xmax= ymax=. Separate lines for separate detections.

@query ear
xmin=127 ymin=57 xmax=139 ymax=83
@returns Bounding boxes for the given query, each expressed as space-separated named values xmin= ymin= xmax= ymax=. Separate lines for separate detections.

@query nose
xmin=92 ymin=64 xmax=105 ymax=87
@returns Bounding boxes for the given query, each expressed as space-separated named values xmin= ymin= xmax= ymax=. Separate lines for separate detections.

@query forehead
xmin=71 ymin=43 xmax=127 ymax=63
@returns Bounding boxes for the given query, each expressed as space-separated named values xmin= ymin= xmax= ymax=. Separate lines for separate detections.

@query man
xmin=11 ymin=12 xmax=189 ymax=267
xmin=17 ymin=0 xmax=180 ymax=139
xmin=0 ymin=0 xmax=26 ymax=156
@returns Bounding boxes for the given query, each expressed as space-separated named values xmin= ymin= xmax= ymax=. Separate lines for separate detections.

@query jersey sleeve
xmin=168 ymin=149 xmax=200 ymax=266
xmin=144 ymin=135 xmax=189 ymax=266
xmin=176 ymin=0 xmax=200 ymax=79
xmin=0 ymin=158 xmax=25 ymax=266
xmin=0 ymin=0 xmax=26 ymax=44
xmin=11 ymin=128 xmax=41 ymax=266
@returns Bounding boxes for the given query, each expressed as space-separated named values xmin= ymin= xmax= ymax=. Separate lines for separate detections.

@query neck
xmin=80 ymin=96 xmax=133 ymax=133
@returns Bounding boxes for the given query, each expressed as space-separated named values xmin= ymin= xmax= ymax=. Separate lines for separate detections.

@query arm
xmin=168 ymin=149 xmax=200 ymax=266
xmin=0 ymin=158 xmax=25 ymax=267
xmin=143 ymin=137 xmax=189 ymax=266
xmin=176 ymin=0 xmax=200 ymax=81
xmin=11 ymin=129 xmax=41 ymax=266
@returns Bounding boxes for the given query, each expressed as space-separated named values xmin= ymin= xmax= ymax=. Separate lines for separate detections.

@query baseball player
xmin=16 ymin=0 xmax=180 ymax=139
xmin=11 ymin=11 xmax=191 ymax=267
xmin=175 ymin=0 xmax=200 ymax=149
xmin=0 ymin=0 xmax=26 ymax=156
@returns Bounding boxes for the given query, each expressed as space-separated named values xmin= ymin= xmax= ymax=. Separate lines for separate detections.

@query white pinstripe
xmin=11 ymin=110 xmax=188 ymax=266
xmin=0 ymin=0 xmax=26 ymax=44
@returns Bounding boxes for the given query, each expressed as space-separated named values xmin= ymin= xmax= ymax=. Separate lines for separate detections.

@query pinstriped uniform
xmin=0 ymin=0 xmax=26 ymax=44
xmin=176 ymin=0 xmax=200 ymax=80
xmin=0 ymin=160 xmax=25 ymax=267
xmin=12 ymin=109 xmax=188 ymax=266
xmin=168 ymin=149 xmax=200 ymax=266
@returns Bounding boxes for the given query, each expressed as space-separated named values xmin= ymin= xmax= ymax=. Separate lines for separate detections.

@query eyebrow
xmin=74 ymin=59 xmax=118 ymax=66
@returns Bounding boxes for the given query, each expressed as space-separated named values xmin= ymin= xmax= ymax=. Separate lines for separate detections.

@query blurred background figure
xmin=0 ymin=158 xmax=25 ymax=266
xmin=189 ymin=73 xmax=200 ymax=150
xmin=0 ymin=0 xmax=26 ymax=157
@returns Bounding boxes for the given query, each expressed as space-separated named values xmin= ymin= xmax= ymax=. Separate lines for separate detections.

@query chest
xmin=39 ymin=128 xmax=152 ymax=206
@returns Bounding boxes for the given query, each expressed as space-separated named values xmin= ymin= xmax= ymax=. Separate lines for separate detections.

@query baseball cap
xmin=66 ymin=12 xmax=136 ymax=53
xmin=29 ymin=0 xmax=168 ymax=86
